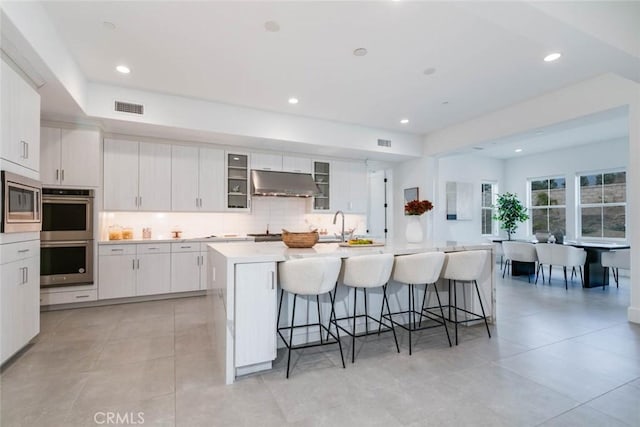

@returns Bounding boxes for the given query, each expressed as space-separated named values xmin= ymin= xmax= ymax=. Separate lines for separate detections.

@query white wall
xmin=433 ymin=154 xmax=504 ymax=243
xmin=504 ymin=138 xmax=629 ymax=241
xmin=392 ymin=156 xmax=437 ymax=243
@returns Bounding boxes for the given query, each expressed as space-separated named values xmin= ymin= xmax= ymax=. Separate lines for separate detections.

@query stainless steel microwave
xmin=1 ymin=171 xmax=42 ymax=233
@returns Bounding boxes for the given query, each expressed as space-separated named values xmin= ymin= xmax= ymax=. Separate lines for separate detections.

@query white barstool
xmin=337 ymin=253 xmax=399 ymax=363
xmin=441 ymin=250 xmax=491 ymax=345
xmin=601 ymin=249 xmax=630 ymax=289
xmin=277 ymin=257 xmax=345 ymax=378
xmin=384 ymin=252 xmax=451 ymax=355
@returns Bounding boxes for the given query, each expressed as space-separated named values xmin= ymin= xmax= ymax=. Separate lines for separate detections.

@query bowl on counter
xmin=282 ymin=229 xmax=319 ymax=248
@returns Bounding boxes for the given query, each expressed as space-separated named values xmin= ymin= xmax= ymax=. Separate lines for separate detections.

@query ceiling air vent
xmin=377 ymin=139 xmax=392 ymax=147
xmin=114 ymin=101 xmax=144 ymax=115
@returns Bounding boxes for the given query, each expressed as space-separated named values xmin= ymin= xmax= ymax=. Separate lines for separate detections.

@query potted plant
xmin=405 ymin=199 xmax=433 ymax=243
xmin=493 ymin=192 xmax=528 ymax=240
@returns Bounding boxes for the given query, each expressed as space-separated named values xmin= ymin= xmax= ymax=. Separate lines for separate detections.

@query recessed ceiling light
xmin=288 ymin=97 xmax=299 ymax=104
xmin=102 ymin=21 xmax=116 ymax=30
xmin=423 ymin=67 xmax=436 ymax=76
xmin=353 ymin=48 xmax=368 ymax=57
xmin=515 ymin=148 xmax=523 ymax=153
xmin=543 ymin=52 xmax=562 ymax=62
xmin=400 ymin=119 xmax=409 ymax=124
xmin=264 ymin=21 xmax=280 ymax=32
xmin=116 ymin=65 xmax=130 ymax=74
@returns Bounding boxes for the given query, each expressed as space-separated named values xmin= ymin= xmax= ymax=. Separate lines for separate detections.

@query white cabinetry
xmin=98 ymin=243 xmax=171 ymax=299
xmin=332 ymin=160 xmax=368 ymax=213
xmin=104 ymin=139 xmax=171 ymax=211
xmin=234 ymin=262 xmax=277 ymax=367
xmin=251 ymin=152 xmax=312 ymax=173
xmin=226 ymin=152 xmax=250 ymax=210
xmin=250 ymin=152 xmax=282 ymax=171
xmin=40 ymin=127 xmax=101 ymax=187
xmin=171 ymin=145 xmax=224 ymax=211
xmin=1 ymin=58 xmax=40 ymax=172
xmin=1 ymin=239 xmax=40 ymax=365
xmin=282 ymin=155 xmax=312 ymax=173
xmin=171 ymin=242 xmax=206 ymax=292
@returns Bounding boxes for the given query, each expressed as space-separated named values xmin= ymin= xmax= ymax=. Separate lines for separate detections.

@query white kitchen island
xmin=207 ymin=240 xmax=495 ymax=384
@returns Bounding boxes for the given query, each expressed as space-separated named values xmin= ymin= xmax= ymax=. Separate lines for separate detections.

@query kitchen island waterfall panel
xmin=207 ymin=240 xmax=495 ymax=384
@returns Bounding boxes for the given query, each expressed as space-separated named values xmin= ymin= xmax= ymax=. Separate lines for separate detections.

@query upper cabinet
xmin=104 ymin=139 xmax=171 ymax=211
xmin=171 ymin=145 xmax=224 ymax=211
xmin=250 ymin=152 xmax=282 ymax=171
xmin=250 ymin=152 xmax=312 ymax=174
xmin=312 ymin=160 xmax=331 ymax=211
xmin=1 ymin=58 xmax=40 ymax=172
xmin=226 ymin=152 xmax=250 ymax=210
xmin=332 ymin=160 xmax=368 ymax=214
xmin=40 ymin=127 xmax=101 ymax=187
xmin=282 ymin=155 xmax=312 ymax=174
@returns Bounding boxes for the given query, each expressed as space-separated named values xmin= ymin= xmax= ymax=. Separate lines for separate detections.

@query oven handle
xmin=40 ymin=240 xmax=91 ymax=247
xmin=42 ymin=197 xmax=93 ymax=204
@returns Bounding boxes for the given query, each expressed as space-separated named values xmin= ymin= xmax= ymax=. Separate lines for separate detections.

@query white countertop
xmin=99 ymin=236 xmax=254 ymax=245
xmin=207 ymin=240 xmax=493 ymax=263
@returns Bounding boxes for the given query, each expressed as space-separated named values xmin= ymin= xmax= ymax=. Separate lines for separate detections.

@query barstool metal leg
xmin=316 ymin=295 xmax=323 ymax=345
xmin=286 ymin=294 xmax=298 ymax=379
xmin=383 ymin=284 xmax=400 ymax=353
xmin=431 ymin=282 xmax=452 ymax=347
xmin=419 ymin=284 xmax=428 ymax=327
xmin=329 ymin=288 xmax=346 ymax=369
xmin=473 ymin=280 xmax=491 ymax=339
xmin=277 ymin=289 xmax=285 ymax=329
xmin=453 ymin=280 xmax=458 ymax=346
xmin=352 ymin=287 xmax=357 ymax=363
xmin=364 ymin=288 xmax=369 ymax=335
xmin=408 ymin=284 xmax=413 ymax=355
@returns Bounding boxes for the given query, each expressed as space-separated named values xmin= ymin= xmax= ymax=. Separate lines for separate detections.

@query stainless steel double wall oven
xmin=40 ymin=188 xmax=94 ymax=287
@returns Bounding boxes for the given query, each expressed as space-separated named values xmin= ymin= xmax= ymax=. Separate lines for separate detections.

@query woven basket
xmin=282 ymin=229 xmax=319 ymax=248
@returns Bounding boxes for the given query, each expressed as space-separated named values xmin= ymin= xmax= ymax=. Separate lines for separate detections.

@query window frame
xmin=480 ymin=181 xmax=498 ymax=236
xmin=527 ymin=175 xmax=567 ymax=236
xmin=577 ymin=168 xmax=627 ymax=241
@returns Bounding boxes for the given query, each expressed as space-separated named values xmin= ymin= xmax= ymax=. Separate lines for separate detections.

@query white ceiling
xmin=38 ymin=1 xmax=640 ymax=137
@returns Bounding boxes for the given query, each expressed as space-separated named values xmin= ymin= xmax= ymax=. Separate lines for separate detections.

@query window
xmin=529 ymin=177 xmax=566 ymax=235
xmin=579 ymin=170 xmax=626 ymax=239
xmin=481 ymin=182 xmax=496 ymax=235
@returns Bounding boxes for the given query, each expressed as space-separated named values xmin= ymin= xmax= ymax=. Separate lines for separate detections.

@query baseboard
xmin=628 ymin=306 xmax=640 ymax=324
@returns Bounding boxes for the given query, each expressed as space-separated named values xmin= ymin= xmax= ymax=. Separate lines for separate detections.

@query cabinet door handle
xmin=180 ymin=246 xmax=192 ymax=249
xmin=56 ymin=169 xmax=60 ymax=181
xmin=75 ymin=295 xmax=90 ymax=299
xmin=23 ymin=267 xmax=28 ymax=284
xmin=25 ymin=141 xmax=29 ymax=159
xmin=134 ymin=196 xmax=138 ymax=207
xmin=111 ymin=248 xmax=124 ymax=252
xmin=61 ymin=169 xmax=65 ymax=182
xmin=139 ymin=196 xmax=142 ymax=207
xmin=270 ymin=271 xmax=275 ymax=290
xmin=132 ymin=259 xmax=136 ymax=270
xmin=18 ymin=249 xmax=30 ymax=253
xmin=147 ymin=247 xmax=158 ymax=250
xmin=136 ymin=259 xmax=140 ymax=269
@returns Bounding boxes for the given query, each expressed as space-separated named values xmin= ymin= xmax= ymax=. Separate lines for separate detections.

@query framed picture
xmin=404 ymin=187 xmax=419 ymax=215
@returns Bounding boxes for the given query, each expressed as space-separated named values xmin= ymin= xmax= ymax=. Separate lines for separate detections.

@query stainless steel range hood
xmin=251 ymin=170 xmax=320 ymax=197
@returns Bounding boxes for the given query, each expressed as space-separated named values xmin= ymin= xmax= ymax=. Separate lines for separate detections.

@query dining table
xmin=492 ymin=237 xmax=630 ymax=288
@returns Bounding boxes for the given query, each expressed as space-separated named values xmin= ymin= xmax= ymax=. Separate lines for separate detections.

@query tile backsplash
xmin=100 ymin=197 xmax=367 ymax=240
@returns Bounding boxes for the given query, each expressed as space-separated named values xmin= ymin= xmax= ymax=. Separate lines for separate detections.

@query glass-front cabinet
xmin=313 ymin=161 xmax=330 ymax=211
xmin=226 ymin=153 xmax=249 ymax=210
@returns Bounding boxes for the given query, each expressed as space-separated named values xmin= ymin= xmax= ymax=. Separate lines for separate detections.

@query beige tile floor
xmin=1 ymin=271 xmax=639 ymax=426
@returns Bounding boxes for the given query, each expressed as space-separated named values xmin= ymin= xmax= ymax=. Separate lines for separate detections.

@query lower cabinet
xmin=1 ymin=240 xmax=40 ymax=365
xmin=98 ymin=243 xmax=170 ymax=299
xmin=234 ymin=262 xmax=277 ymax=367
xmin=170 ymin=243 xmax=207 ymax=292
